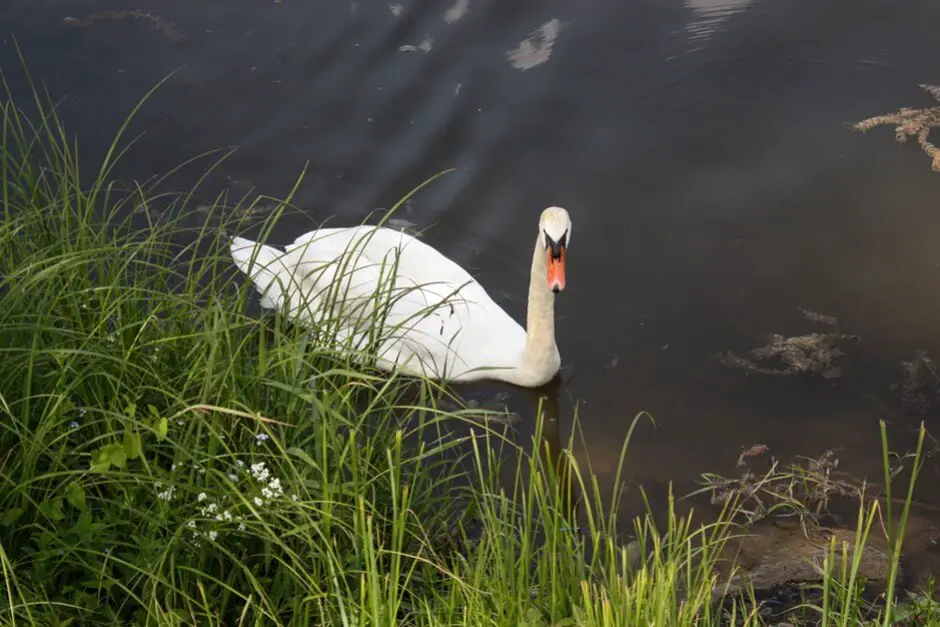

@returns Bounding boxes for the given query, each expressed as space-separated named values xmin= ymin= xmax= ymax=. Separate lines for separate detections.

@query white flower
xmin=291 ymin=494 xmax=299 ymax=502
xmin=198 ymin=502 xmax=220 ymax=517
xmin=187 ymin=520 xmax=196 ymax=528
xmin=238 ymin=522 xmax=246 ymax=531
xmin=69 ymin=421 xmax=79 ymax=429
xmin=215 ymin=514 xmax=223 ymax=521
xmin=171 ymin=463 xmax=177 ymax=471
xmin=197 ymin=492 xmax=207 ymax=502
xmin=227 ymin=474 xmax=237 ymax=482
xmin=255 ymin=433 xmax=270 ymax=444
xmin=254 ymin=497 xmax=263 ymax=506
xmin=157 ymin=486 xmax=176 ymax=501
xmin=249 ymin=462 xmax=269 ymax=482
xmin=236 ymin=460 xmax=245 ymax=468
xmin=223 ymin=510 xmax=232 ymax=521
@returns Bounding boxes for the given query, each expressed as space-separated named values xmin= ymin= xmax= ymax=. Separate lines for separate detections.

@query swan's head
xmin=539 ymin=206 xmax=571 ymax=293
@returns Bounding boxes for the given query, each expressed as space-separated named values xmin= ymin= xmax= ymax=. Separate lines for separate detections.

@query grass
xmin=0 ymin=62 xmax=937 ymax=625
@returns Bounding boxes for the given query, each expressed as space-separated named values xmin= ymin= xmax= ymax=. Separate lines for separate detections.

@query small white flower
xmin=254 ymin=497 xmax=263 ymax=506
xmin=157 ymin=486 xmax=176 ymax=501
xmin=250 ymin=462 xmax=271 ymax=483
xmin=197 ymin=492 xmax=207 ymax=502
xmin=227 ymin=473 xmax=237 ymax=482
xmin=208 ymin=530 xmax=218 ymax=541
xmin=238 ymin=522 xmax=246 ymax=531
xmin=236 ymin=460 xmax=245 ymax=468
xmin=171 ymin=463 xmax=177 ymax=471
xmin=78 ymin=408 xmax=87 ymax=417
xmin=207 ymin=502 xmax=218 ymax=514
xmin=215 ymin=514 xmax=223 ymax=522
xmin=187 ymin=520 xmax=197 ymax=528
xmin=291 ymin=494 xmax=299 ymax=502
xmin=198 ymin=468 xmax=206 ymax=475
xmin=69 ymin=421 xmax=79 ymax=429
xmin=223 ymin=510 xmax=232 ymax=521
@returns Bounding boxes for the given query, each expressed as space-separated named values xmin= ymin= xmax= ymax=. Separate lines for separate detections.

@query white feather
xmin=230 ymin=207 xmax=571 ymax=386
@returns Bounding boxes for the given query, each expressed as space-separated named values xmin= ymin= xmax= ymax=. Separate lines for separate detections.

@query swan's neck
xmin=508 ymin=236 xmax=560 ymax=387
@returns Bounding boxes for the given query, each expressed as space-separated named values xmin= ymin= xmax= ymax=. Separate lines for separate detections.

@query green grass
xmin=0 ymin=61 xmax=936 ymax=626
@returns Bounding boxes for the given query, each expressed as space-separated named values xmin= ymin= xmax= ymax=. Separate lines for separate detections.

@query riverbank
xmin=0 ymin=81 xmax=936 ymax=626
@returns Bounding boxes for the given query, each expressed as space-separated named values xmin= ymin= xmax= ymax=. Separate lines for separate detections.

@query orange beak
xmin=546 ymin=247 xmax=566 ymax=293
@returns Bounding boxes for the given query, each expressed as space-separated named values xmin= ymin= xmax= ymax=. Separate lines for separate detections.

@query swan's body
xmin=230 ymin=206 xmax=571 ymax=387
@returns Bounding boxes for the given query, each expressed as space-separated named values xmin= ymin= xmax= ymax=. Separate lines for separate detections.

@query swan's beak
xmin=546 ymin=247 xmax=566 ymax=293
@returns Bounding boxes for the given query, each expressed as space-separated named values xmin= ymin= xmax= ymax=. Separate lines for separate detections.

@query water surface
xmin=3 ymin=0 xmax=940 ymax=515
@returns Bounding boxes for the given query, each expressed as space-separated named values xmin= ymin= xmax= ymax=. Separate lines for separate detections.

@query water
xmin=3 ymin=0 xmax=940 ymax=516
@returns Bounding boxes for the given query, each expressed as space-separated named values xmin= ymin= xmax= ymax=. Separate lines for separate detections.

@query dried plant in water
xmin=63 ymin=10 xmax=186 ymax=42
xmin=717 ymin=308 xmax=858 ymax=379
xmin=891 ymin=349 xmax=940 ymax=413
xmin=853 ymin=84 xmax=940 ymax=172
xmin=694 ymin=446 xmax=865 ymax=536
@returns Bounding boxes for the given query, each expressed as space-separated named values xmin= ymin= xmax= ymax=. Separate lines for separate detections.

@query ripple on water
xmin=683 ymin=0 xmax=753 ymax=49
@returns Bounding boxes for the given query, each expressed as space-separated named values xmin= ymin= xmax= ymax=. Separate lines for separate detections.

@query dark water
xmin=4 ymin=0 xmax=940 ymax=515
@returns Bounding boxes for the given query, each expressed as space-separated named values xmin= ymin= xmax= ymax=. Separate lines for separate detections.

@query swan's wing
xmin=282 ymin=225 xmax=525 ymax=379
xmin=287 ymin=225 xmax=478 ymax=289
xmin=353 ymin=228 xmax=527 ymax=379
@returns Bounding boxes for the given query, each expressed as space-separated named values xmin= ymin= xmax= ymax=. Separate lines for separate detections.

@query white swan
xmin=230 ymin=206 xmax=571 ymax=387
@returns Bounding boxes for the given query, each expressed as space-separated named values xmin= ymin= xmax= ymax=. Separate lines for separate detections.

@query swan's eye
xmin=544 ymin=230 xmax=567 ymax=260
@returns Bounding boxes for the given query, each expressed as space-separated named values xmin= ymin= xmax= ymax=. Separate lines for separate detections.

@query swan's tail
xmin=230 ymin=236 xmax=287 ymax=310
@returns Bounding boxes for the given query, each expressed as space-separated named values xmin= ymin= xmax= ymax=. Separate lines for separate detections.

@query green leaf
xmin=0 ymin=507 xmax=25 ymax=527
xmin=123 ymin=430 xmax=142 ymax=460
xmin=124 ymin=402 xmax=137 ymax=418
xmin=92 ymin=443 xmax=127 ymax=472
xmin=105 ymin=443 xmax=127 ymax=469
xmin=91 ymin=448 xmax=111 ymax=473
xmin=66 ymin=483 xmax=87 ymax=511
xmin=287 ymin=447 xmax=319 ymax=468
xmin=69 ymin=511 xmax=96 ymax=543
xmin=155 ymin=417 xmax=168 ymax=441
xmin=39 ymin=498 xmax=65 ymax=521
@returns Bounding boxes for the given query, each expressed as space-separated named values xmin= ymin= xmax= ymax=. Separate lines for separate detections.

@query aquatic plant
xmin=716 ymin=308 xmax=859 ymax=379
xmin=63 ymin=10 xmax=186 ymax=43
xmin=854 ymin=83 xmax=940 ymax=172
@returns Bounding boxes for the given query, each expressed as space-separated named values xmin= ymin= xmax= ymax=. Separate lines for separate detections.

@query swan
xmin=229 ymin=205 xmax=571 ymax=387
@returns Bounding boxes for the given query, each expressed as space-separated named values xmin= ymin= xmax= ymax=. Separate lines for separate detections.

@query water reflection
xmin=683 ymin=0 xmax=753 ymax=47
